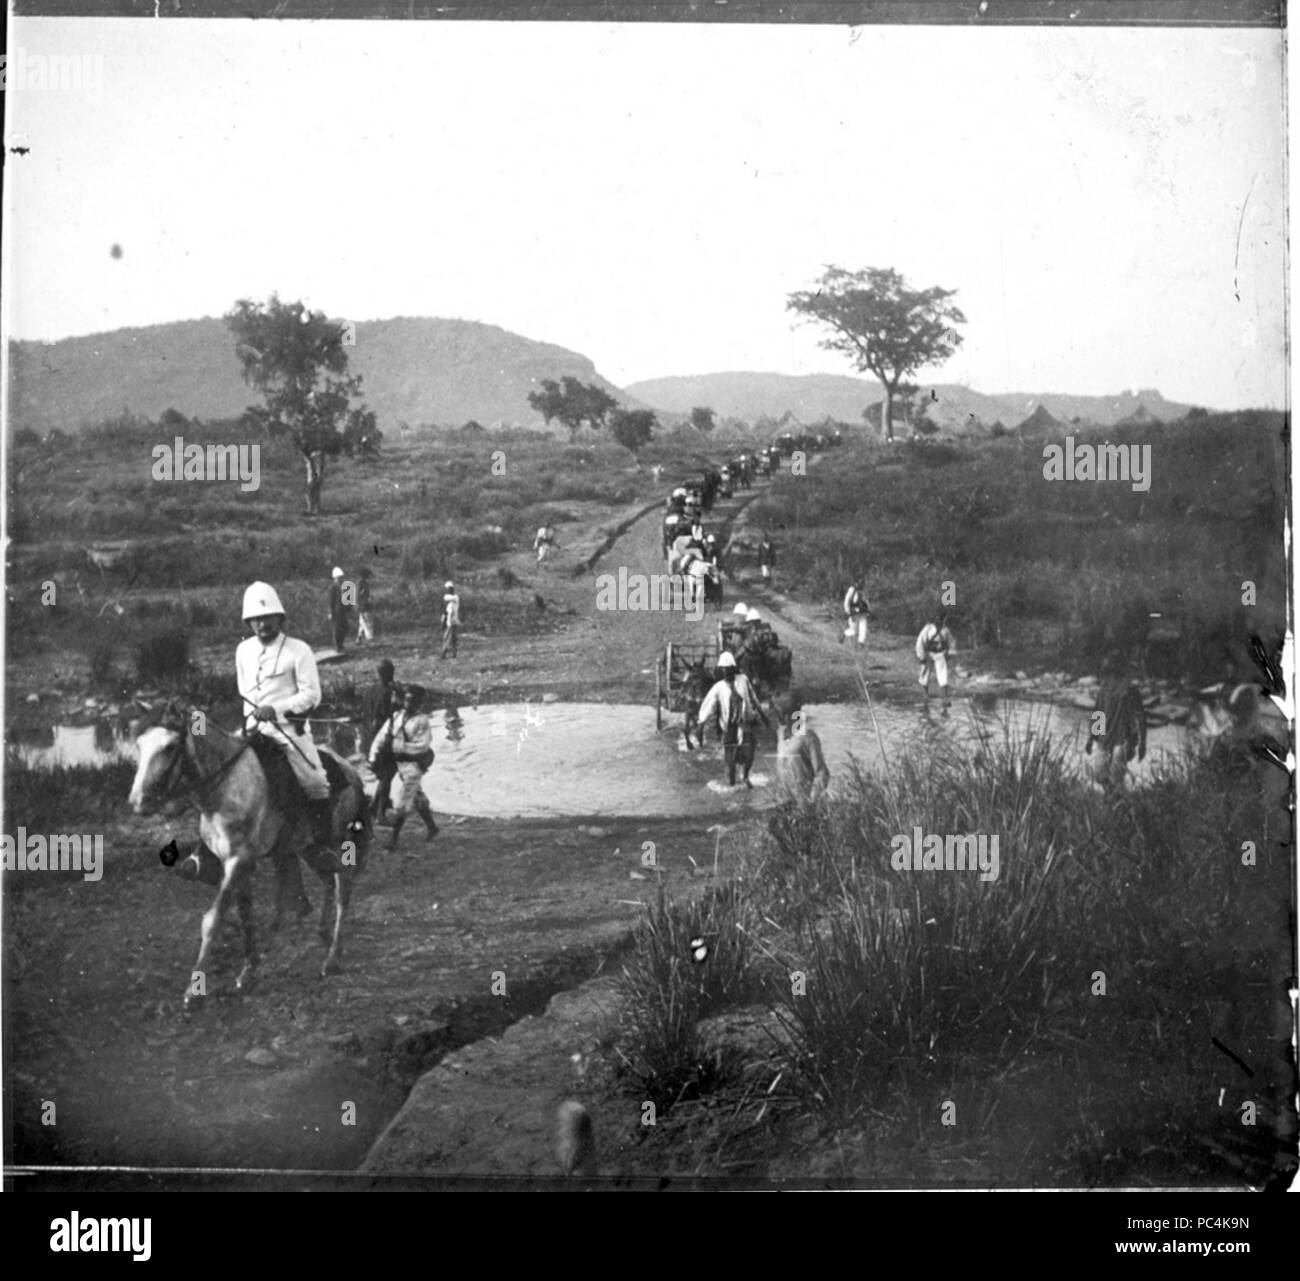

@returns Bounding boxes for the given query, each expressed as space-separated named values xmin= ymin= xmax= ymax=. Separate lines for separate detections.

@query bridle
xmin=142 ymin=713 xmax=252 ymax=811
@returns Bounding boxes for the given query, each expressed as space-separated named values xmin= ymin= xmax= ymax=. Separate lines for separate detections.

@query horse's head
xmin=127 ymin=702 xmax=192 ymax=816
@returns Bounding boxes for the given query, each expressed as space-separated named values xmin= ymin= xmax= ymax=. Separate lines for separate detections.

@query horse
xmin=128 ymin=704 xmax=371 ymax=1009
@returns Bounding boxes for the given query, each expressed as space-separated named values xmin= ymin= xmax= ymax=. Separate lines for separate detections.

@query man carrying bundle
xmin=369 ymin=683 xmax=440 ymax=851
xmin=697 ymin=651 xmax=769 ymax=789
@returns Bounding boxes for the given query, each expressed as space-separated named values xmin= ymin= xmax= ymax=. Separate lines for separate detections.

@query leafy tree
xmin=225 ymin=295 xmax=374 ymax=514
xmin=528 ymin=376 xmax=619 ymax=438
xmin=788 ymin=266 xmax=966 ymax=442
xmin=689 ymin=406 xmax=716 ymax=434
xmin=610 ymin=407 xmax=657 ymax=454
xmin=343 ymin=409 xmax=382 ymax=458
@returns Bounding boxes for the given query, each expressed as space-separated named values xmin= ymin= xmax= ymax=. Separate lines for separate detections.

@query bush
xmin=748 ymin=707 xmax=1278 ymax=1125
xmin=89 ymin=642 xmax=116 ymax=686
xmin=134 ymin=628 xmax=190 ymax=683
xmin=615 ymin=880 xmax=756 ymax=1110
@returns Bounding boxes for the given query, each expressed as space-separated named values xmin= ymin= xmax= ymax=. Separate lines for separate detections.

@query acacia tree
xmin=610 ymin=407 xmax=657 ymax=454
xmin=226 ymin=295 xmax=375 ymax=514
xmin=528 ymin=376 xmax=619 ymax=438
xmin=788 ymin=267 xmax=965 ymax=442
xmin=689 ymin=406 xmax=716 ymax=434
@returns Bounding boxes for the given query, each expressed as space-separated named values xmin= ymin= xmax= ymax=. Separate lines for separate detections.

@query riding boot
xmin=386 ymin=814 xmax=406 ymax=851
xmin=306 ymin=797 xmax=345 ymax=873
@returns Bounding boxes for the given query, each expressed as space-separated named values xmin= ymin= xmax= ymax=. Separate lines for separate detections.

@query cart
xmin=655 ymin=635 xmax=721 ymax=730
xmin=717 ymin=619 xmax=793 ymax=702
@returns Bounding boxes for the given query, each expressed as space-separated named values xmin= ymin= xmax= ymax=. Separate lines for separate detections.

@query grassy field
xmin=742 ymin=412 xmax=1287 ymax=683
xmin=9 ymin=407 xmax=857 ymax=706
xmin=6 ymin=413 xmax=726 ymax=693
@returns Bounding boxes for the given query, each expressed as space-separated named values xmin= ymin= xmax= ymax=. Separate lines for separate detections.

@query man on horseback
xmin=236 ymin=581 xmax=342 ymax=871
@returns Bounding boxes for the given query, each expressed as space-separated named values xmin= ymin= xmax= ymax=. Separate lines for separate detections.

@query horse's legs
xmin=322 ymin=872 xmax=348 ymax=976
xmin=269 ymin=821 xmax=312 ymax=932
xmin=293 ymin=831 xmax=347 ymax=974
xmin=300 ymin=850 xmax=347 ymax=975
xmin=185 ymin=861 xmax=238 ymax=1009
xmin=315 ymin=860 xmax=336 ymax=948
xmin=233 ymin=863 xmax=259 ymax=993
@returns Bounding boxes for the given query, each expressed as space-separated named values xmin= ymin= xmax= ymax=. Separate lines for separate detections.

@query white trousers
xmin=255 ymin=719 xmax=331 ymax=800
xmin=919 ymin=653 xmax=950 ymax=690
xmin=844 ymin=615 xmax=868 ymax=645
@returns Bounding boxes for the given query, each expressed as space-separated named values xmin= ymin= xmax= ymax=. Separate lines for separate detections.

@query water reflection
xmin=11 ymin=723 xmax=135 ymax=769
xmin=7 ymin=723 xmax=56 ymax=750
xmin=12 ymin=697 xmax=1196 ymax=815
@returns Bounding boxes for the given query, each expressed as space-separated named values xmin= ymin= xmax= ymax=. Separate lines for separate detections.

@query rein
xmin=150 ymin=717 xmax=253 ymax=811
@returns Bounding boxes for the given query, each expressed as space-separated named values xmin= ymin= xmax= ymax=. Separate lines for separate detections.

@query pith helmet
xmin=746 ymin=608 xmax=762 ymax=622
xmin=332 ymin=566 xmax=345 ymax=578
xmin=242 ymin=582 xmax=286 ymax=620
xmin=717 ymin=651 xmax=737 ymax=669
xmin=732 ymin=602 xmax=749 ymax=616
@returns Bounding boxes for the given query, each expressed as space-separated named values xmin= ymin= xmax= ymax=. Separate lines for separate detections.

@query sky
xmin=1 ymin=16 xmax=1288 ymax=409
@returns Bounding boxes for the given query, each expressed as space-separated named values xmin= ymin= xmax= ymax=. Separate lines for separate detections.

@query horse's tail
xmin=320 ymin=747 xmax=373 ymax=869
xmin=348 ymin=770 xmax=373 ymax=853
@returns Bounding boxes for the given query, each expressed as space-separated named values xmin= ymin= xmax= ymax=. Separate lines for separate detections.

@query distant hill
xmin=624 ymin=372 xmax=1201 ymax=431
xmin=8 ymin=316 xmax=637 ymax=436
xmin=9 ymin=317 xmax=1203 ymax=441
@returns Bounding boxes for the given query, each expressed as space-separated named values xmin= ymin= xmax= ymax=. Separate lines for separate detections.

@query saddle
xmin=248 ymin=733 xmax=350 ymax=819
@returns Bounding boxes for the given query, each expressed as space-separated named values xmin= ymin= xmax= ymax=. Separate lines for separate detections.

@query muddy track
xmin=576 ymin=499 xmax=665 ymax=575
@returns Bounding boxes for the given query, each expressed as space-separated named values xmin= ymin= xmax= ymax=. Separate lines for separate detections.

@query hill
xmin=7 ymin=316 xmax=636 ymax=436
xmin=624 ymin=372 xmax=1201 ymax=431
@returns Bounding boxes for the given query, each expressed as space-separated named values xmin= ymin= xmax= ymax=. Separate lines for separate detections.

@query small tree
xmin=689 ymin=406 xmax=716 ymax=434
xmin=343 ymin=409 xmax=382 ymax=458
xmin=226 ymin=295 xmax=373 ymax=514
xmin=788 ymin=266 xmax=966 ymax=442
xmin=610 ymin=407 xmax=657 ymax=454
xmin=528 ymin=376 xmax=618 ymax=438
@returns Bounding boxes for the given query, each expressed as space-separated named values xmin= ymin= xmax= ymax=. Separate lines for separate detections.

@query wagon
xmin=654 ymin=636 xmax=720 ymax=730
